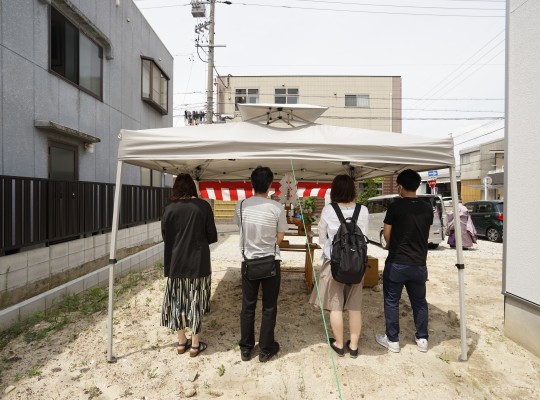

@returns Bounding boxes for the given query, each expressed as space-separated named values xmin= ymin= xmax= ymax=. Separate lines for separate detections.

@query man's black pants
xmin=239 ymin=262 xmax=281 ymax=354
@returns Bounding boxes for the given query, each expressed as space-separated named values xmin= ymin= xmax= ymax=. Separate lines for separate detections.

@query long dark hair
xmin=330 ymin=174 xmax=356 ymax=203
xmin=170 ymin=173 xmax=198 ymax=201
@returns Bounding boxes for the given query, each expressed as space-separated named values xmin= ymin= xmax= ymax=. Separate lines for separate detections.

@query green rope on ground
xmin=290 ymin=160 xmax=343 ymax=400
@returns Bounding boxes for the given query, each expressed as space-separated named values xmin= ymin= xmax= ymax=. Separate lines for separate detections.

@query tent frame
xmin=105 ymin=122 xmax=468 ymax=363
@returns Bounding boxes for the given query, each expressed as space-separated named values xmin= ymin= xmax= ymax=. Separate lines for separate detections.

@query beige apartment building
xmin=459 ymin=138 xmax=505 ymax=203
xmin=215 ymin=75 xmax=402 ymax=133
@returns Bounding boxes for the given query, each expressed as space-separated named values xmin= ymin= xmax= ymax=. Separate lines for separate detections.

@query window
xmin=142 ymin=57 xmax=169 ymax=115
xmin=50 ymin=7 xmax=103 ymax=98
xmin=345 ymin=94 xmax=369 ymax=108
xmin=140 ymin=168 xmax=162 ymax=187
xmin=461 ymin=153 xmax=471 ymax=165
xmin=235 ymin=89 xmax=259 ymax=111
xmin=275 ymin=88 xmax=299 ymax=104
xmin=49 ymin=141 xmax=78 ymax=181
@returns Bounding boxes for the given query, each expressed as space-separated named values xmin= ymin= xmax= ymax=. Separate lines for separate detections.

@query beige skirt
xmin=309 ymin=259 xmax=364 ymax=311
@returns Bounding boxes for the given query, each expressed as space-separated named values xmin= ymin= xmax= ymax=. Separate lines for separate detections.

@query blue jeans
xmin=383 ymin=262 xmax=428 ymax=342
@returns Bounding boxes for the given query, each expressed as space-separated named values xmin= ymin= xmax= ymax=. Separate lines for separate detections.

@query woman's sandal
xmin=329 ymin=338 xmax=345 ymax=357
xmin=177 ymin=339 xmax=192 ymax=355
xmin=346 ymin=340 xmax=359 ymax=358
xmin=189 ymin=341 xmax=208 ymax=358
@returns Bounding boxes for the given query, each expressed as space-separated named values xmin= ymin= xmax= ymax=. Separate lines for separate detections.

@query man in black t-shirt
xmin=375 ymin=169 xmax=433 ymax=353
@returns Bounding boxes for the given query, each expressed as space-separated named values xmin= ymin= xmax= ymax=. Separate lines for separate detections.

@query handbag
xmin=242 ymin=255 xmax=277 ymax=280
xmin=240 ymin=200 xmax=277 ymax=280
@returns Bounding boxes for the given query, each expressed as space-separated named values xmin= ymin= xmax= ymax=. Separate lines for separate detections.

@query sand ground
xmin=1 ymin=225 xmax=539 ymax=400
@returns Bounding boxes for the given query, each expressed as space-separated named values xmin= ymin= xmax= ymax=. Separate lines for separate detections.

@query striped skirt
xmin=160 ymin=275 xmax=211 ymax=334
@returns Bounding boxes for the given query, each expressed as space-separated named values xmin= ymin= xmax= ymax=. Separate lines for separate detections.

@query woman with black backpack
xmin=309 ymin=175 xmax=369 ymax=358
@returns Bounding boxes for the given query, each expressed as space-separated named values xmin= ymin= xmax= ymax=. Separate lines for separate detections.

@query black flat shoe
xmin=241 ymin=348 xmax=252 ymax=362
xmin=346 ymin=340 xmax=358 ymax=358
xmin=329 ymin=338 xmax=344 ymax=357
xmin=259 ymin=342 xmax=280 ymax=363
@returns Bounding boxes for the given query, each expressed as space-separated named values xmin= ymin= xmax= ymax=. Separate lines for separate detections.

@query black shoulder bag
xmin=240 ymin=200 xmax=278 ymax=280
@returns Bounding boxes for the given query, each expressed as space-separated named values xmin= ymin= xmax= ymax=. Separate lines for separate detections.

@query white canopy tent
xmin=106 ymin=105 xmax=468 ymax=362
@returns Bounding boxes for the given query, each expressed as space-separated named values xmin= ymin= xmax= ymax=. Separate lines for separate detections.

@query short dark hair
xmin=251 ymin=166 xmax=274 ymax=194
xmin=396 ymin=169 xmax=421 ymax=191
xmin=330 ymin=174 xmax=356 ymax=203
xmin=170 ymin=173 xmax=198 ymax=200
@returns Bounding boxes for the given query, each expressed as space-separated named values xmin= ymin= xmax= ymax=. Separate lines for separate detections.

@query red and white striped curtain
xmin=198 ymin=181 xmax=331 ymax=200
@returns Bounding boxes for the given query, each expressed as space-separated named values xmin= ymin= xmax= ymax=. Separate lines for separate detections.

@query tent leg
xmin=107 ymin=161 xmax=124 ymax=363
xmin=450 ymin=166 xmax=468 ymax=361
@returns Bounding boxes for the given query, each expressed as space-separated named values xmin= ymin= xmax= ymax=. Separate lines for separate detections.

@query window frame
xmin=345 ymin=94 xmax=370 ymax=108
xmin=140 ymin=167 xmax=163 ymax=187
xmin=49 ymin=6 xmax=103 ymax=100
xmin=141 ymin=56 xmax=170 ymax=115
xmin=234 ymin=88 xmax=259 ymax=111
xmin=274 ymin=88 xmax=299 ymax=104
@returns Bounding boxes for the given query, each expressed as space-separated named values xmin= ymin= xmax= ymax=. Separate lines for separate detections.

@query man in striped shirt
xmin=234 ymin=166 xmax=288 ymax=362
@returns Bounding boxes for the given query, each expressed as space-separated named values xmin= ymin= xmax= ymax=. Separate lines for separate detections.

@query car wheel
xmin=380 ymin=232 xmax=388 ymax=249
xmin=428 ymin=243 xmax=439 ymax=249
xmin=486 ymin=227 xmax=502 ymax=242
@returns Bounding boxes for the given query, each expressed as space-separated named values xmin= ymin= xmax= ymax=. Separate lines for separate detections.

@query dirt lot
xmin=1 ymin=225 xmax=539 ymax=399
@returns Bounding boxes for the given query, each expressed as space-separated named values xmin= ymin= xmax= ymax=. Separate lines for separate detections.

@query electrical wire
xmin=138 ymin=1 xmax=504 ymax=17
xmin=411 ymin=29 xmax=505 ymax=111
xmin=245 ymin=0 xmax=506 ymax=11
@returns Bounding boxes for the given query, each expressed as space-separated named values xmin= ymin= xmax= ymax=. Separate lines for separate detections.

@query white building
xmin=503 ymin=0 xmax=540 ymax=357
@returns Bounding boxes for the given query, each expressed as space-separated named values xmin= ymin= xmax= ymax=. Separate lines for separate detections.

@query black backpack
xmin=330 ymin=203 xmax=368 ymax=284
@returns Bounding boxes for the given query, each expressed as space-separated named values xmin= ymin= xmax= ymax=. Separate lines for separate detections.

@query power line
xmin=213 ymin=100 xmax=503 ymax=113
xmin=450 ymin=120 xmax=502 ymax=138
xmin=259 ymin=0 xmax=506 ymax=11
xmin=320 ymin=116 xmax=503 ymax=121
xmin=138 ymin=0 xmax=504 ymax=16
xmin=454 ymin=127 xmax=504 ymax=145
xmin=411 ymin=29 xmax=505 ymax=111
xmin=209 ymin=91 xmax=503 ymax=101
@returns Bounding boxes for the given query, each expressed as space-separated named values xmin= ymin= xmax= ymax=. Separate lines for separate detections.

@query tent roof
xmin=118 ymin=121 xmax=455 ymax=181
xmin=238 ymin=103 xmax=328 ymax=125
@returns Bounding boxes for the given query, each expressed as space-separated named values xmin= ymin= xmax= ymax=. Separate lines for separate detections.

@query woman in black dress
xmin=161 ymin=174 xmax=217 ymax=357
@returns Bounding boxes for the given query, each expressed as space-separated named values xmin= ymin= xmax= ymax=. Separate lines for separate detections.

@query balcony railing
xmin=0 ymin=175 xmax=171 ymax=255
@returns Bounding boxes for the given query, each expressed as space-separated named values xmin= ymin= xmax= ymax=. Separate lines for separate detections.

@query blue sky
xmin=134 ymin=0 xmax=506 ymax=140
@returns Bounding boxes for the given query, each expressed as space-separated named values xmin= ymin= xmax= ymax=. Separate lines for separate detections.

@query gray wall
xmin=0 ymin=0 xmax=173 ymax=184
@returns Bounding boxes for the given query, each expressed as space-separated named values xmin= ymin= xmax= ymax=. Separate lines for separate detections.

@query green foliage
xmin=1 ymin=261 xmax=164 ymax=352
xmin=356 ymin=178 xmax=383 ymax=205
xmin=297 ymin=197 xmax=318 ymax=225
xmin=26 ymin=365 xmax=42 ymax=377
xmin=155 ymin=261 xmax=164 ymax=272
xmin=217 ymin=364 xmax=225 ymax=377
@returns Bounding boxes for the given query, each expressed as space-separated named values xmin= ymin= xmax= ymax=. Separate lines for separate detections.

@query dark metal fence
xmin=0 ymin=175 xmax=171 ymax=255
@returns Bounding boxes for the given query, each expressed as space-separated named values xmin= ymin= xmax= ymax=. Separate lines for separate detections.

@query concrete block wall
xmin=0 ymin=221 xmax=162 ymax=296
xmin=0 ymin=242 xmax=164 ymax=331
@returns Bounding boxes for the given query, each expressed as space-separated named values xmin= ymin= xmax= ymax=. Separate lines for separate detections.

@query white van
xmin=365 ymin=194 xmax=445 ymax=249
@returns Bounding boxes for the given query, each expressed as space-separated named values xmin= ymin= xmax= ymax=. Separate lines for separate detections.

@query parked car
xmin=365 ymin=194 xmax=445 ymax=249
xmin=442 ymin=195 xmax=462 ymax=209
xmin=463 ymin=200 xmax=504 ymax=242
xmin=442 ymin=196 xmax=453 ymax=208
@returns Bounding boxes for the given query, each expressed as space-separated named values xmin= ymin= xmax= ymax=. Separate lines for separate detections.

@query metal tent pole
xmin=107 ymin=161 xmax=124 ymax=363
xmin=449 ymin=166 xmax=468 ymax=361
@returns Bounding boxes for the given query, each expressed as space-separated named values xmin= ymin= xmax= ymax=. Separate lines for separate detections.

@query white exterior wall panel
xmin=504 ymin=0 xmax=540 ymax=357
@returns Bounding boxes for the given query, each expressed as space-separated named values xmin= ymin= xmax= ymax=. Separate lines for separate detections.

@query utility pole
xmin=192 ymin=1 xmax=230 ymax=124
xmin=206 ymin=0 xmax=215 ymax=124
